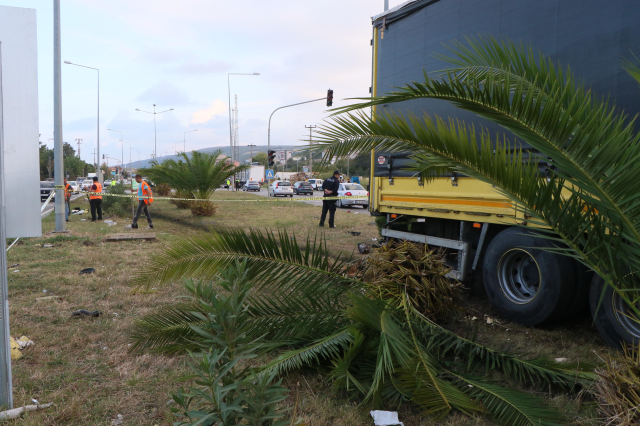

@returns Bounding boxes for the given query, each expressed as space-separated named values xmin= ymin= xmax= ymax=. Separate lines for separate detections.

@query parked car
xmin=68 ymin=181 xmax=79 ymax=193
xmin=268 ymin=181 xmax=293 ymax=197
xmin=243 ymin=181 xmax=261 ymax=192
xmin=292 ymin=181 xmax=313 ymax=195
xmin=40 ymin=181 xmax=56 ymax=201
xmin=307 ymin=178 xmax=323 ymax=190
xmin=336 ymin=183 xmax=368 ymax=208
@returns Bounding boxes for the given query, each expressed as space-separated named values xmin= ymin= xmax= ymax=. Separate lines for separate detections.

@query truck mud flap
xmin=381 ymin=228 xmax=470 ymax=281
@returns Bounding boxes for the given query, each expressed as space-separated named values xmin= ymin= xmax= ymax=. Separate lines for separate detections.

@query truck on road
xmin=369 ymin=0 xmax=640 ymax=347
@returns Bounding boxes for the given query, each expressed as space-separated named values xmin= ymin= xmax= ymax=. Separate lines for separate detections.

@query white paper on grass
xmin=370 ymin=410 xmax=404 ymax=426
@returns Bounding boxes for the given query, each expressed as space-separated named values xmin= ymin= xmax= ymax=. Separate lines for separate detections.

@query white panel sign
xmin=0 ymin=6 xmax=41 ymax=238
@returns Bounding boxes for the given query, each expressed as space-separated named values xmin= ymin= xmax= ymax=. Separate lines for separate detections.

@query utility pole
xmin=75 ymin=138 xmax=82 ymax=158
xmin=305 ymin=125 xmax=316 ymax=173
xmin=247 ymin=144 xmax=256 ymax=162
xmin=92 ymin=148 xmax=96 ymax=171
xmin=53 ymin=0 xmax=65 ymax=233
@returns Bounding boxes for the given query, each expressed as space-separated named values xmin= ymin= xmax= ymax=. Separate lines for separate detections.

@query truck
xmin=237 ymin=165 xmax=265 ymax=184
xmin=369 ymin=0 xmax=640 ymax=347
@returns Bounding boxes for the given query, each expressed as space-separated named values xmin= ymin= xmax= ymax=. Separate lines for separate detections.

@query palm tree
xmin=141 ymin=150 xmax=249 ymax=199
xmin=129 ymin=227 xmax=595 ymax=426
xmin=309 ymin=37 xmax=640 ymax=326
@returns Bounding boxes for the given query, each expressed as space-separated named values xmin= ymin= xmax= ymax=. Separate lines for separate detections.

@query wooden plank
xmin=106 ymin=232 xmax=156 ymax=241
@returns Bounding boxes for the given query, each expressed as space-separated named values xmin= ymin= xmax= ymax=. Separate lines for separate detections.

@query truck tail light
xmin=367 ymin=192 xmax=369 ymax=196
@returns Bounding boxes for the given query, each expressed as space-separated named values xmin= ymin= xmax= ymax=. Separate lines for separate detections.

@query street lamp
xmin=228 ymin=72 xmax=259 ymax=163
xmin=64 ymin=60 xmax=101 ymax=183
xmin=184 ymin=129 xmax=198 ymax=152
xmin=135 ymin=104 xmax=174 ymax=159
xmin=107 ymin=129 xmax=123 ymax=178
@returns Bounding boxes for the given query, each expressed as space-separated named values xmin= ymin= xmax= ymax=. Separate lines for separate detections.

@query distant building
xmin=277 ymin=150 xmax=293 ymax=163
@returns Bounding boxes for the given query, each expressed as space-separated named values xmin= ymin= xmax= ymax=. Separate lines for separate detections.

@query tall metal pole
xmin=0 ymin=41 xmax=14 ymax=409
xmin=53 ymin=0 xmax=66 ymax=232
xmin=97 ymin=69 xmax=100 ymax=183
xmin=305 ymin=125 xmax=316 ymax=173
xmin=228 ymin=72 xmax=260 ymax=163
xmin=153 ymin=104 xmax=156 ymax=159
xmin=384 ymin=0 xmax=389 ymax=11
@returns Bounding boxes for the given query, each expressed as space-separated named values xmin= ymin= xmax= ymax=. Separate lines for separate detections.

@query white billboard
xmin=0 ymin=6 xmax=41 ymax=238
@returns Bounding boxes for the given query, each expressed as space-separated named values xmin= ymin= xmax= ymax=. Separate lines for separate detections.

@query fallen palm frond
xmin=593 ymin=344 xmax=640 ymax=425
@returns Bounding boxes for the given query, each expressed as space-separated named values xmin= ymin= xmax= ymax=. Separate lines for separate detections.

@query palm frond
xmin=449 ymin=371 xmax=565 ymax=426
xmin=130 ymin=227 xmax=359 ymax=293
xmin=622 ymin=52 xmax=640 ymax=88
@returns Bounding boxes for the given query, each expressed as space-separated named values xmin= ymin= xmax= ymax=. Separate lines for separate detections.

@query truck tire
xmin=482 ymin=227 xmax=577 ymax=326
xmin=590 ymin=274 xmax=640 ymax=348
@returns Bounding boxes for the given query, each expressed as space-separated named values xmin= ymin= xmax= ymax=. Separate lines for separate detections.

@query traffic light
xmin=268 ymin=150 xmax=276 ymax=167
xmin=326 ymin=89 xmax=333 ymax=107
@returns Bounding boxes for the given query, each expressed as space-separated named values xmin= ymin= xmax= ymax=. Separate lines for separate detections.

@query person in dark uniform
xmin=319 ymin=170 xmax=340 ymax=228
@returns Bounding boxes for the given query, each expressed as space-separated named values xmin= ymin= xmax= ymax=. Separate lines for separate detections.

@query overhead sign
xmin=265 ymin=169 xmax=274 ymax=179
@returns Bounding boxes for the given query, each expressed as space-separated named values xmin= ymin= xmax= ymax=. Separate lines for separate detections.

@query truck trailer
xmin=369 ymin=0 xmax=640 ymax=347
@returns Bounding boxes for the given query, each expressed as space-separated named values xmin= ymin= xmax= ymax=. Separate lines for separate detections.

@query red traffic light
xmin=326 ymin=89 xmax=333 ymax=107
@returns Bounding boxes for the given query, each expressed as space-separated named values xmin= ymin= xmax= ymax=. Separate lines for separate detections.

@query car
xmin=103 ymin=180 xmax=112 ymax=187
xmin=40 ymin=181 xmax=56 ymax=202
xmin=292 ymin=181 xmax=313 ymax=195
xmin=307 ymin=179 xmax=323 ymax=190
xmin=336 ymin=183 xmax=369 ymax=208
xmin=68 ymin=182 xmax=79 ymax=193
xmin=268 ymin=180 xmax=293 ymax=197
xmin=243 ymin=181 xmax=261 ymax=192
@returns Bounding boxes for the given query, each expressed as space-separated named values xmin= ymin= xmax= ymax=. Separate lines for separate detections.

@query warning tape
xmin=54 ymin=185 xmax=367 ymax=203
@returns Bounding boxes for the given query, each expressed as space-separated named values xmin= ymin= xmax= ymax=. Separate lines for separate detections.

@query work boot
xmin=131 ymin=224 xmax=138 ymax=229
xmin=147 ymin=225 xmax=153 ymax=229
xmin=329 ymin=225 xmax=337 ymax=228
xmin=319 ymin=224 xmax=324 ymax=227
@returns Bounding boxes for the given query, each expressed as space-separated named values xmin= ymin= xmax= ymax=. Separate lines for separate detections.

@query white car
xmin=307 ymin=179 xmax=323 ymax=190
xmin=68 ymin=182 xmax=79 ymax=193
xmin=268 ymin=181 xmax=294 ymax=197
xmin=336 ymin=183 xmax=369 ymax=208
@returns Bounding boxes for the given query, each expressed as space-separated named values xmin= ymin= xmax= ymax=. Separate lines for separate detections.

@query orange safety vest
xmin=89 ymin=182 xmax=102 ymax=200
xmin=139 ymin=181 xmax=153 ymax=205
xmin=64 ymin=183 xmax=72 ymax=201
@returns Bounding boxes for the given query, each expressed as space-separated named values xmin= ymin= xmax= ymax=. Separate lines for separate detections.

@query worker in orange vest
xmin=130 ymin=174 xmax=153 ymax=229
xmin=63 ymin=178 xmax=72 ymax=222
xmin=89 ymin=176 xmax=103 ymax=222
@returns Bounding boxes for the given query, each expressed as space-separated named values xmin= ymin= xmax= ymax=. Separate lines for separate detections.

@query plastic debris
xmin=103 ymin=220 xmax=117 ymax=226
xmin=486 ymin=317 xmax=494 ymax=324
xmin=72 ymin=209 xmax=85 ymax=215
xmin=71 ymin=309 xmax=101 ymax=317
xmin=43 ymin=244 xmax=53 ymax=248
xmin=112 ymin=414 xmax=124 ymax=425
xmin=12 ymin=270 xmax=19 ymax=273
xmin=0 ymin=402 xmax=54 ymax=420
xmin=10 ymin=336 xmax=34 ymax=360
xmin=358 ymin=243 xmax=371 ymax=254
xmin=80 ymin=219 xmax=87 ymax=221
xmin=79 ymin=268 xmax=95 ymax=275
xmin=555 ymin=357 xmax=568 ymax=363
xmin=370 ymin=410 xmax=404 ymax=426
xmin=372 ymin=238 xmax=378 ymax=241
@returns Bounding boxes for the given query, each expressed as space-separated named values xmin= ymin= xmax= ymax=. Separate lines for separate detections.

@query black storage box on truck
xmin=369 ymin=0 xmax=640 ymax=347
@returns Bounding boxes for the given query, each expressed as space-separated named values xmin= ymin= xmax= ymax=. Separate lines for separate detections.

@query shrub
xmin=155 ymin=183 xmax=171 ymax=196
xmin=101 ymin=184 xmax=133 ymax=217
xmin=593 ymin=344 xmax=640 ymax=425
xmin=190 ymin=200 xmax=216 ymax=217
xmin=172 ymin=190 xmax=193 ymax=209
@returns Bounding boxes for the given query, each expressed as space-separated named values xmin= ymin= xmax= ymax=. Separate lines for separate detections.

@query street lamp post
xmin=184 ymin=129 xmax=198 ymax=152
xmin=228 ymin=73 xmax=259 ymax=163
xmin=135 ymin=105 xmax=174 ymax=159
xmin=64 ymin=60 xmax=100 ymax=183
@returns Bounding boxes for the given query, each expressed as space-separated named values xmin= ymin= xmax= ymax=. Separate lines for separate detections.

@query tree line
xmin=39 ymin=140 xmax=96 ymax=180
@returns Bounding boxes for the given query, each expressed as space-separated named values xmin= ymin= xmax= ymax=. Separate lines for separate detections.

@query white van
xmin=307 ymin=179 xmax=323 ymax=191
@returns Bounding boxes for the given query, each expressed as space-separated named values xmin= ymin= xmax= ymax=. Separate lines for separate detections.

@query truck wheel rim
xmin=613 ymin=292 xmax=640 ymax=337
xmin=497 ymin=249 xmax=540 ymax=304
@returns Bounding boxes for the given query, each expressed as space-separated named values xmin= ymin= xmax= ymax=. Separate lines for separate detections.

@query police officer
xmin=319 ymin=170 xmax=340 ymax=228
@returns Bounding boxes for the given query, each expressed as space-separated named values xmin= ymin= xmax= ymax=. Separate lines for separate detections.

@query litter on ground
xmin=370 ymin=410 xmax=404 ymax=426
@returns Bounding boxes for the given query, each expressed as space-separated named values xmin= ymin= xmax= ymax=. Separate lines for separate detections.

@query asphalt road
xmin=224 ymin=187 xmax=368 ymax=210
xmin=40 ymin=193 xmax=86 ymax=217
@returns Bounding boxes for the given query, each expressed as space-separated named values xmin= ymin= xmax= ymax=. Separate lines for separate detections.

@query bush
xmin=155 ymin=183 xmax=171 ymax=196
xmin=190 ymin=200 xmax=216 ymax=216
xmin=172 ymin=190 xmax=193 ymax=209
xmin=593 ymin=344 xmax=640 ymax=425
xmin=101 ymin=184 xmax=133 ymax=217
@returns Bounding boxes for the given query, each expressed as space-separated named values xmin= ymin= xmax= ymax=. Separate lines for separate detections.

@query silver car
xmin=268 ymin=181 xmax=293 ymax=197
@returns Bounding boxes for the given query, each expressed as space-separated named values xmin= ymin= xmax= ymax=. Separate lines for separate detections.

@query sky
xmin=0 ymin=0 xmax=405 ymax=166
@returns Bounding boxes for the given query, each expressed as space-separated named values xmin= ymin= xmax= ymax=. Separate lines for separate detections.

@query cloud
xmin=136 ymin=81 xmax=191 ymax=106
xmin=191 ymin=100 xmax=227 ymax=124
xmin=174 ymin=59 xmax=232 ymax=74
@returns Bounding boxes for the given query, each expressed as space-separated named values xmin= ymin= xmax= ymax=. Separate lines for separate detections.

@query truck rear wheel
xmin=482 ymin=227 xmax=578 ymax=326
xmin=590 ymin=275 xmax=640 ymax=348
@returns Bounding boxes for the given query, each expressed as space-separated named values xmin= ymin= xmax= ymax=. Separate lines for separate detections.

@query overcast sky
xmin=1 ymin=0 xmax=404 ymax=165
